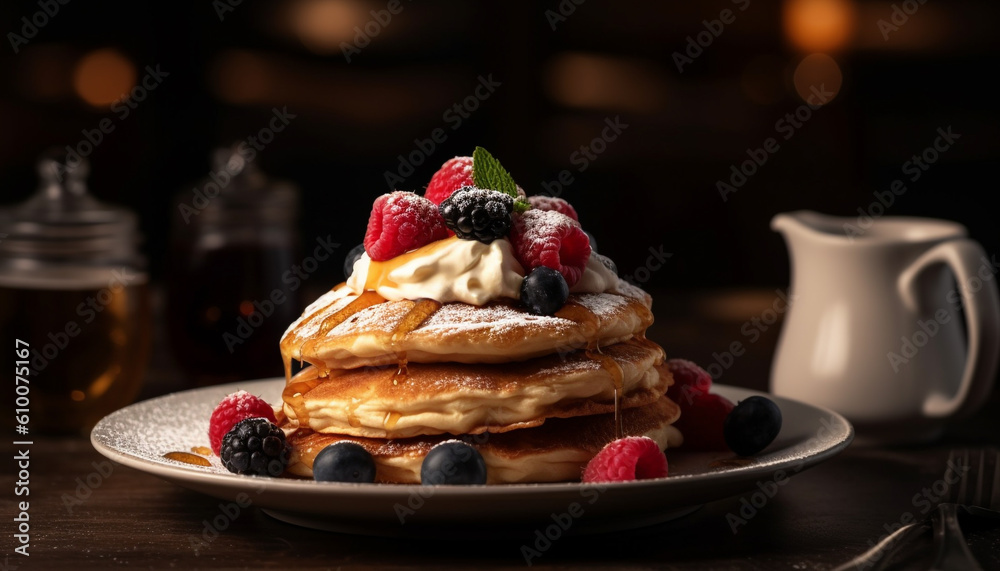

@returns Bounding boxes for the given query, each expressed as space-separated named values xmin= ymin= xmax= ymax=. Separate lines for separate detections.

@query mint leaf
xmin=472 ymin=146 xmax=518 ymax=199
xmin=513 ymin=199 xmax=531 ymax=213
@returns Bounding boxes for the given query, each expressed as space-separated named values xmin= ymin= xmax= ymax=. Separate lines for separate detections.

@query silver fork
xmin=833 ymin=448 xmax=1000 ymax=571
xmin=930 ymin=448 xmax=1000 ymax=571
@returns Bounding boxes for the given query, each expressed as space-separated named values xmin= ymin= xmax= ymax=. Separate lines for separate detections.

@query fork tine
xmin=991 ymin=449 xmax=1000 ymax=512
xmin=949 ymin=449 xmax=967 ymax=504
xmin=972 ymin=449 xmax=986 ymax=507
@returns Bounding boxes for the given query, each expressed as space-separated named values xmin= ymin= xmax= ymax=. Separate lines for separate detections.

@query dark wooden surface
xmin=4 ymin=288 xmax=1000 ymax=570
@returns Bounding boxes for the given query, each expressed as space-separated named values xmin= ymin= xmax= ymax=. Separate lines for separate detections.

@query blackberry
xmin=220 ymin=418 xmax=290 ymax=477
xmin=439 ymin=187 xmax=514 ymax=243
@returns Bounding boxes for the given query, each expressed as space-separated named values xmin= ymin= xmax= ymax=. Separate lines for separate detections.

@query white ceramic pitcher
xmin=770 ymin=211 xmax=1000 ymax=442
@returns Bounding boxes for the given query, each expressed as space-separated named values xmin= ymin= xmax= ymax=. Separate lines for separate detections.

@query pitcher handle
xmin=898 ymin=239 xmax=1000 ymax=419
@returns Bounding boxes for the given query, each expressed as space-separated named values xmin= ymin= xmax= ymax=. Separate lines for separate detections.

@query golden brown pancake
xmin=280 ymin=285 xmax=654 ymax=370
xmin=283 ymin=396 xmax=683 ymax=484
xmin=282 ymin=338 xmax=671 ymax=438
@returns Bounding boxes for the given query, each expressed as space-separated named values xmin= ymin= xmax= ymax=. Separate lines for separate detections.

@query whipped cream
xmin=347 ymin=236 xmax=625 ymax=305
xmin=347 ymin=237 xmax=525 ymax=305
xmin=572 ymin=253 xmax=622 ymax=295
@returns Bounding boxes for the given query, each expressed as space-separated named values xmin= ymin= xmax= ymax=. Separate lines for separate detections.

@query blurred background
xmin=1 ymin=0 xmax=998 ymax=429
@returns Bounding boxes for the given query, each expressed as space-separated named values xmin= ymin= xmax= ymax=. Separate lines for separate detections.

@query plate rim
xmin=91 ymin=378 xmax=854 ymax=497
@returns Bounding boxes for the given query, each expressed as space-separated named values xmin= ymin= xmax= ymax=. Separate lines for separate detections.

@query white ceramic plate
xmin=91 ymin=379 xmax=852 ymax=536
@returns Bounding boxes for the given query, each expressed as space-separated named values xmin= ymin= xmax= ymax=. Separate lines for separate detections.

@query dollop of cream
xmin=347 ymin=238 xmax=526 ymax=305
xmin=347 ymin=237 xmax=625 ymax=305
xmin=571 ymin=254 xmax=623 ymax=294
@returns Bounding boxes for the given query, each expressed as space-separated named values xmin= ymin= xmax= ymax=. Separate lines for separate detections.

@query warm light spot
xmin=239 ymin=301 xmax=255 ymax=316
xmin=88 ymin=365 xmax=120 ymax=398
xmin=71 ymin=390 xmax=86 ymax=401
xmin=545 ymin=52 xmax=668 ymax=113
xmin=783 ymin=0 xmax=855 ymax=52
xmin=290 ymin=0 xmax=366 ymax=54
xmin=72 ymin=48 xmax=136 ymax=107
xmin=793 ymin=53 xmax=842 ymax=104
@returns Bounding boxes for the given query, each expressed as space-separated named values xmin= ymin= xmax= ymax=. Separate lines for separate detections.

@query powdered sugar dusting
xmin=417 ymin=302 xmax=574 ymax=337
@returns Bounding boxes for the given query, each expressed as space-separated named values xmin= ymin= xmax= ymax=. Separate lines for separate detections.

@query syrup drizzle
xmin=282 ymin=368 xmax=323 ymax=425
xmin=388 ymin=298 xmax=442 ymax=385
xmin=384 ymin=411 xmax=402 ymax=430
xmin=586 ymin=342 xmax=625 ymax=439
xmin=556 ymin=300 xmax=625 ymax=439
xmin=163 ymin=451 xmax=211 ymax=467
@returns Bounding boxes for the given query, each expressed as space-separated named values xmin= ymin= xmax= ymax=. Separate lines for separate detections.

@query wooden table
xmin=5 ymin=289 xmax=1000 ymax=570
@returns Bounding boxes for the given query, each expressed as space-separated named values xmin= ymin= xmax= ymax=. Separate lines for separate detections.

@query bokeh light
xmin=290 ymin=0 xmax=365 ymax=54
xmin=793 ymin=53 xmax=842 ymax=104
xmin=72 ymin=48 xmax=136 ymax=107
xmin=783 ymin=0 xmax=856 ymax=52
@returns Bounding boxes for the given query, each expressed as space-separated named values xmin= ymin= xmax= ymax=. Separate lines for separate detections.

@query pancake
xmin=280 ymin=285 xmax=653 ymax=370
xmin=282 ymin=338 xmax=670 ymax=438
xmin=283 ymin=395 xmax=683 ymax=484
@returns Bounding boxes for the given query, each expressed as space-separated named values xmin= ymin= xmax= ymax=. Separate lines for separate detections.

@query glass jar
xmin=166 ymin=146 xmax=300 ymax=386
xmin=0 ymin=152 xmax=151 ymax=434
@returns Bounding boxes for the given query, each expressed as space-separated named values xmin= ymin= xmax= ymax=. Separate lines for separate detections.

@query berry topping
xmin=313 ymin=441 xmax=376 ymax=483
xmin=510 ymin=210 xmax=591 ymax=287
xmin=220 ymin=418 xmax=290 ymax=476
xmin=208 ymin=390 xmax=277 ymax=456
xmin=364 ymin=191 xmax=450 ymax=261
xmin=420 ymin=440 xmax=487 ymax=485
xmin=673 ymin=392 xmax=735 ymax=451
xmin=723 ymin=396 xmax=783 ymax=456
xmin=585 ymin=230 xmax=598 ymax=254
xmin=527 ymin=196 xmax=579 ymax=222
xmin=665 ymin=358 xmax=713 ymax=407
xmin=582 ymin=436 xmax=668 ymax=483
xmin=425 ymin=156 xmax=474 ymax=205
xmin=343 ymin=243 xmax=366 ymax=280
xmin=439 ymin=187 xmax=514 ymax=244
xmin=520 ymin=266 xmax=569 ymax=315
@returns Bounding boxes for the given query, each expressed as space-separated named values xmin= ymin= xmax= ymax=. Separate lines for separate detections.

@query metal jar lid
xmin=0 ymin=151 xmax=144 ymax=270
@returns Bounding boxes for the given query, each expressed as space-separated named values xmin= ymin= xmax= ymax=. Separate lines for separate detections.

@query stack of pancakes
xmin=277 ymin=282 xmax=682 ymax=484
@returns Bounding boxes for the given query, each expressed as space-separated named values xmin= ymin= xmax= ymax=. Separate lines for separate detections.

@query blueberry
xmin=723 ymin=396 xmax=782 ymax=456
xmin=520 ymin=266 xmax=569 ymax=316
xmin=584 ymin=231 xmax=598 ymax=253
xmin=420 ymin=441 xmax=487 ymax=485
xmin=343 ymin=243 xmax=366 ymax=280
xmin=313 ymin=441 xmax=376 ymax=483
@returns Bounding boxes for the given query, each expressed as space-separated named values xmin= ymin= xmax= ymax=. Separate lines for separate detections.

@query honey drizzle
xmin=388 ymin=298 xmax=442 ymax=385
xmin=586 ymin=342 xmax=625 ymax=439
xmin=282 ymin=369 xmax=323 ymax=426
xmin=384 ymin=411 xmax=402 ymax=430
xmin=556 ymin=301 xmax=625 ymax=439
xmin=163 ymin=451 xmax=211 ymax=467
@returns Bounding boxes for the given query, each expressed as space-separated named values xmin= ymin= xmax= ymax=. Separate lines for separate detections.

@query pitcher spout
xmin=770 ymin=210 xmax=840 ymax=238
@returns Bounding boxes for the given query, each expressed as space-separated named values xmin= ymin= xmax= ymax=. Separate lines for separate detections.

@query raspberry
xmin=665 ymin=359 xmax=713 ymax=408
xmin=364 ymin=191 xmax=450 ymax=261
xmin=208 ymin=390 xmax=276 ymax=456
xmin=527 ymin=196 xmax=579 ymax=222
xmin=510 ymin=210 xmax=591 ymax=288
xmin=425 ymin=156 xmax=474 ymax=205
xmin=582 ymin=436 xmax=668 ymax=483
xmin=439 ymin=187 xmax=514 ymax=243
xmin=673 ymin=392 xmax=735 ymax=451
